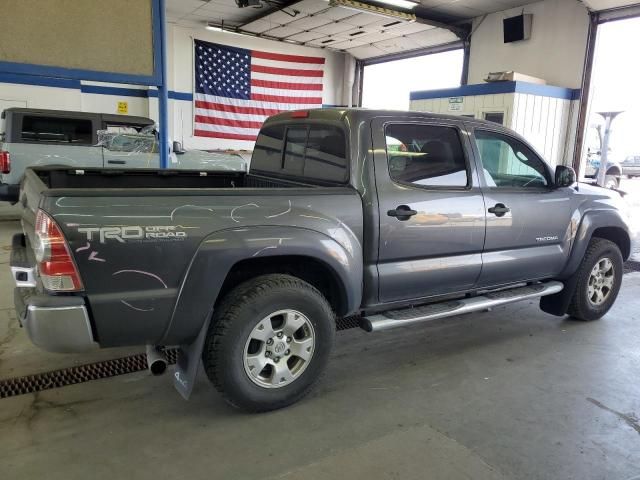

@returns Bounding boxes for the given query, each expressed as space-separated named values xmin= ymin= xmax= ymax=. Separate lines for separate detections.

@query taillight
xmin=0 ymin=151 xmax=9 ymax=174
xmin=290 ymin=111 xmax=309 ymax=118
xmin=35 ymin=210 xmax=83 ymax=291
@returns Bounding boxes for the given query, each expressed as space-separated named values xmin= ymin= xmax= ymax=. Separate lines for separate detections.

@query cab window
xmin=474 ymin=130 xmax=549 ymax=188
xmin=21 ymin=115 xmax=93 ymax=145
xmin=384 ymin=124 xmax=468 ymax=188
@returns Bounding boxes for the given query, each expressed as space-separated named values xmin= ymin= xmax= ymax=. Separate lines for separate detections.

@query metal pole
xmin=596 ymin=111 xmax=622 ymax=186
xmin=158 ymin=0 xmax=170 ymax=169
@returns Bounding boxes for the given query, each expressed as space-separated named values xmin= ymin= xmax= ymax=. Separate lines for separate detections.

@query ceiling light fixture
xmin=375 ymin=0 xmax=419 ymax=9
xmin=205 ymin=22 xmax=223 ymax=31
xmin=329 ymin=0 xmax=416 ymax=22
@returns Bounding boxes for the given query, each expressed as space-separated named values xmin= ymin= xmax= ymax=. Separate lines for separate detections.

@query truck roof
xmin=264 ymin=107 xmax=505 ymax=130
xmin=1 ymin=107 xmax=154 ymax=126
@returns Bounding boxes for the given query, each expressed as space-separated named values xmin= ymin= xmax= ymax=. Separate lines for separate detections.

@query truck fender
xmin=161 ymin=225 xmax=363 ymax=346
xmin=541 ymin=209 xmax=630 ymax=316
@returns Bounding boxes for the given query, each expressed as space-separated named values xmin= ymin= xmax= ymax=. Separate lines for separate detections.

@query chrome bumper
xmin=21 ymin=303 xmax=98 ymax=353
xmin=11 ymin=231 xmax=98 ymax=353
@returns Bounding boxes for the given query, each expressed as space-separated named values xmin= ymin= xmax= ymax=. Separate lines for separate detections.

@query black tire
xmin=567 ymin=238 xmax=623 ymax=321
xmin=202 ymin=274 xmax=335 ymax=412
xmin=605 ymin=175 xmax=620 ymax=189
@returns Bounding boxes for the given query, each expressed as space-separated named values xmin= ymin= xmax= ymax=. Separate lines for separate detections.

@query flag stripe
xmin=252 ymin=50 xmax=325 ymax=64
xmin=252 ymin=71 xmax=323 ymax=84
xmin=251 ymin=86 xmax=322 ymax=98
xmin=251 ymin=79 xmax=323 ymax=91
xmin=195 ymin=93 xmax=318 ymax=111
xmin=195 ymin=123 xmax=259 ymax=135
xmin=195 ymin=99 xmax=281 ymax=117
xmin=251 ymin=57 xmax=325 ymax=71
xmin=195 ymin=129 xmax=258 ymax=141
xmin=251 ymin=93 xmax=322 ymax=104
xmin=195 ymin=108 xmax=269 ymax=123
xmin=195 ymin=114 xmax=263 ymax=129
xmin=251 ymin=64 xmax=324 ymax=78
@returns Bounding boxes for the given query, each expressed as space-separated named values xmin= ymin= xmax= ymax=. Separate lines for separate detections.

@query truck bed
xmin=19 ymin=166 xmax=364 ymax=348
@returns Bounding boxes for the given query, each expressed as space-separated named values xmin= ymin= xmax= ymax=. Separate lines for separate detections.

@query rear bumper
xmin=14 ymin=288 xmax=98 ymax=353
xmin=11 ymin=233 xmax=98 ymax=353
xmin=0 ymin=183 xmax=19 ymax=203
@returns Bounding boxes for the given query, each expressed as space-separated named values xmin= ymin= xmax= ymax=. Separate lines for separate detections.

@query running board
xmin=361 ymin=281 xmax=564 ymax=333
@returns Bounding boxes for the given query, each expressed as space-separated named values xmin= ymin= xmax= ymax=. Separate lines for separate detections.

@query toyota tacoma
xmin=9 ymin=109 xmax=634 ymax=411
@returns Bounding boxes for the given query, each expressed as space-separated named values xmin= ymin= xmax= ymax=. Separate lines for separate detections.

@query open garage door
xmin=361 ymin=46 xmax=464 ymax=109
xmin=576 ymin=6 xmax=640 ymax=263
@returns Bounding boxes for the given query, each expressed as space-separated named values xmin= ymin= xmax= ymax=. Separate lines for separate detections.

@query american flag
xmin=193 ymin=39 xmax=325 ymax=142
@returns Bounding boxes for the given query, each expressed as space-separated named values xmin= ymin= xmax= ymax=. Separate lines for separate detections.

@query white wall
xmin=468 ymin=0 xmax=590 ymax=88
xmin=0 ymin=83 xmax=81 ymax=111
xmin=169 ymin=25 xmax=346 ymax=151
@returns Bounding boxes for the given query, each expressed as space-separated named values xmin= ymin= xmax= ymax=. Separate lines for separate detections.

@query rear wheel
xmin=203 ymin=274 xmax=335 ymax=412
xmin=567 ymin=238 xmax=623 ymax=321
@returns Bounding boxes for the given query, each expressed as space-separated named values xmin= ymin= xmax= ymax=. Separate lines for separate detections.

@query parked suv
xmin=0 ymin=108 xmax=246 ymax=202
xmin=9 ymin=109 xmax=635 ymax=412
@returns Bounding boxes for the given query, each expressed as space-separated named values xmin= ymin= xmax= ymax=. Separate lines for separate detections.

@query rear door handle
xmin=387 ymin=205 xmax=417 ymax=221
xmin=488 ymin=203 xmax=510 ymax=217
xmin=107 ymin=160 xmax=126 ymax=165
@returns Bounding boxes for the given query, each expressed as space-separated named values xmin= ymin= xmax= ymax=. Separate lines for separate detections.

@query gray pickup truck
xmin=10 ymin=109 xmax=634 ymax=412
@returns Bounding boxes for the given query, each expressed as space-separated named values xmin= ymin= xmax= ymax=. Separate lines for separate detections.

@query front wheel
xmin=203 ymin=274 xmax=335 ymax=412
xmin=605 ymin=175 xmax=620 ymax=189
xmin=567 ymin=238 xmax=623 ymax=321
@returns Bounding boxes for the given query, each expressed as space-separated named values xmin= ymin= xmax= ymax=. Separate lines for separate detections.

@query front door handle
xmin=107 ymin=160 xmax=127 ymax=165
xmin=488 ymin=203 xmax=510 ymax=217
xmin=387 ymin=205 xmax=417 ymax=221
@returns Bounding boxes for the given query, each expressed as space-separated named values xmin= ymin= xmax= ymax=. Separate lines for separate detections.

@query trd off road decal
xmin=76 ymin=226 xmax=188 ymax=243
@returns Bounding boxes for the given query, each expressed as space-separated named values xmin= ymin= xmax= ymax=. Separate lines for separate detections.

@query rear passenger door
xmin=372 ymin=118 xmax=486 ymax=303
xmin=470 ymin=127 xmax=572 ymax=287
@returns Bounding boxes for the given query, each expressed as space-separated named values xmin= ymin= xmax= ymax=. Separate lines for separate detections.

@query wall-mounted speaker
xmin=503 ymin=14 xmax=532 ymax=43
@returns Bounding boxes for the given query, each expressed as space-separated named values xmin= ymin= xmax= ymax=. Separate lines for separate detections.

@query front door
xmin=470 ymin=127 xmax=572 ymax=287
xmin=372 ymin=118 xmax=487 ymax=304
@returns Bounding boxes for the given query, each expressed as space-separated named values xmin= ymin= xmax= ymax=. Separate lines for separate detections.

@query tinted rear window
xmin=251 ymin=123 xmax=348 ymax=183
xmin=21 ymin=115 xmax=93 ymax=145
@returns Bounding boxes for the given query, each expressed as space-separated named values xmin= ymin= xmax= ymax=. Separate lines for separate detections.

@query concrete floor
xmin=1 ymin=215 xmax=640 ymax=479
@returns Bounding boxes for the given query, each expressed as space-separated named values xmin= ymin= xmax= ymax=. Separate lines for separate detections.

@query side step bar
xmin=361 ymin=281 xmax=564 ymax=332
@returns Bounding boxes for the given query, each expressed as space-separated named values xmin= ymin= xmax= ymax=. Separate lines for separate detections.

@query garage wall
xmin=468 ymin=0 xmax=590 ymax=88
xmin=0 ymin=24 xmax=345 ymax=152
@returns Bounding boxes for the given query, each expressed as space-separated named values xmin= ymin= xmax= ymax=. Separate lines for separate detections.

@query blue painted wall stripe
xmin=0 ymin=73 xmax=194 ymax=101
xmin=80 ymin=85 xmax=149 ymax=98
xmin=0 ymin=72 xmax=81 ymax=89
xmin=147 ymin=90 xmax=193 ymax=101
xmin=410 ymin=81 xmax=581 ymax=101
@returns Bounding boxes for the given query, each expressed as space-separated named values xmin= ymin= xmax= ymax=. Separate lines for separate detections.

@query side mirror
xmin=172 ymin=140 xmax=186 ymax=155
xmin=555 ymin=165 xmax=576 ymax=188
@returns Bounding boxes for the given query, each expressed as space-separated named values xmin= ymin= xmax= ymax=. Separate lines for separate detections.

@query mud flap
xmin=540 ymin=275 xmax=578 ymax=316
xmin=172 ymin=315 xmax=211 ymax=400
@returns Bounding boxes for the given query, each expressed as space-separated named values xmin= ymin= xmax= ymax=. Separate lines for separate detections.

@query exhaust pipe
xmin=146 ymin=345 xmax=168 ymax=375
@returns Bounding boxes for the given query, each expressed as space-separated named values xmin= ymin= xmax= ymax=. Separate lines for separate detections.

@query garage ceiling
xmin=167 ymin=0 xmax=639 ymax=60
